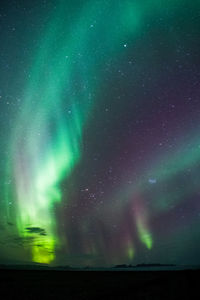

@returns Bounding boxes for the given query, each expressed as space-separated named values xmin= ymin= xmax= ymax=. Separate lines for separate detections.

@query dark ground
xmin=0 ymin=269 xmax=199 ymax=299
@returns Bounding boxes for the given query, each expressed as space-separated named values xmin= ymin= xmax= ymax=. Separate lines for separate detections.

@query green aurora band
xmin=4 ymin=0 xmax=193 ymax=264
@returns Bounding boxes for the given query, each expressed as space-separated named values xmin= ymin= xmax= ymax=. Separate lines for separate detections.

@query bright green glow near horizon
xmin=8 ymin=1 xmax=96 ymax=264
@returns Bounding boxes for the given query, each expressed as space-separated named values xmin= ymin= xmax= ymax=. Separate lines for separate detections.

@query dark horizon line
xmin=1 ymin=263 xmax=200 ymax=270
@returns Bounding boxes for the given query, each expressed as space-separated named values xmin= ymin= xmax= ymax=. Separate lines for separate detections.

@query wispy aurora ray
xmin=7 ymin=1 xmax=97 ymax=264
xmin=98 ymin=127 xmax=200 ymax=262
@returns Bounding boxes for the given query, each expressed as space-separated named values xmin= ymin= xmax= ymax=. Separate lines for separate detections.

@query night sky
xmin=0 ymin=0 xmax=200 ymax=267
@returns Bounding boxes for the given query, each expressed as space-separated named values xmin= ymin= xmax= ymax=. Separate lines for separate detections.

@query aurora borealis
xmin=0 ymin=0 xmax=200 ymax=267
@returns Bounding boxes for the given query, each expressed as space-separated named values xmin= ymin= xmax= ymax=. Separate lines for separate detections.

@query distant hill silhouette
xmin=113 ymin=263 xmax=176 ymax=268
